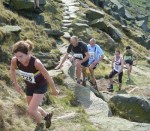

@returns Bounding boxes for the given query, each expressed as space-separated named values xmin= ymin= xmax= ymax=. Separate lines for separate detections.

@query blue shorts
xmin=25 ymin=83 xmax=48 ymax=96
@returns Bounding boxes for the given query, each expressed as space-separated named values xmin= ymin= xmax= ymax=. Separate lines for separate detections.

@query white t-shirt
xmin=114 ymin=56 xmax=122 ymax=72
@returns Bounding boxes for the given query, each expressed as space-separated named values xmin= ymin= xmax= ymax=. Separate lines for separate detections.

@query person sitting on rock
xmin=55 ymin=36 xmax=90 ymax=86
xmin=107 ymin=49 xmax=124 ymax=92
xmin=87 ymin=38 xmax=104 ymax=90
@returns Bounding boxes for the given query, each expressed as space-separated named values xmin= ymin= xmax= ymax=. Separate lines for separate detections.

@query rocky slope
xmin=0 ymin=0 xmax=150 ymax=130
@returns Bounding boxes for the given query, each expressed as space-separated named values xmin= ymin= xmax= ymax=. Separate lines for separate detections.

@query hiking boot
xmin=34 ymin=123 xmax=44 ymax=131
xmin=44 ymin=113 xmax=53 ymax=128
xmin=82 ymin=81 xmax=86 ymax=86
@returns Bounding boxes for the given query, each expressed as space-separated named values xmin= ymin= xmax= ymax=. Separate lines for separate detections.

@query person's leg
xmin=34 ymin=0 xmax=39 ymax=8
xmin=108 ymin=70 xmax=117 ymax=91
xmin=28 ymin=94 xmax=44 ymax=124
xmin=75 ymin=59 xmax=82 ymax=83
xmin=126 ymin=63 xmax=130 ymax=80
xmin=118 ymin=72 xmax=123 ymax=90
xmin=34 ymin=0 xmax=43 ymax=13
xmin=89 ymin=64 xmax=96 ymax=84
xmin=82 ymin=66 xmax=86 ymax=81
xmin=108 ymin=70 xmax=115 ymax=85
xmin=27 ymin=96 xmax=46 ymax=117
xmin=82 ymin=66 xmax=87 ymax=86
xmin=129 ymin=65 xmax=132 ymax=79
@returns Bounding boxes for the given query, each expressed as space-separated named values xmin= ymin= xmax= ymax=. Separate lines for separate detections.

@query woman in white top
xmin=108 ymin=49 xmax=124 ymax=91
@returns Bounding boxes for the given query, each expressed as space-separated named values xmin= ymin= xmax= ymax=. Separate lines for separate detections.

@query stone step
xmin=61 ymin=27 xmax=69 ymax=32
xmin=62 ymin=0 xmax=78 ymax=4
xmin=63 ymin=16 xmax=70 ymax=19
xmin=62 ymin=20 xmax=73 ymax=23
xmin=62 ymin=2 xmax=80 ymax=6
xmin=68 ymin=6 xmax=79 ymax=13
xmin=62 ymin=23 xmax=72 ymax=27
xmin=63 ymin=32 xmax=71 ymax=39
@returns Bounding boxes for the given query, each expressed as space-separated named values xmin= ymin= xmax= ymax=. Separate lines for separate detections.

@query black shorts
xmin=25 ymin=83 xmax=48 ymax=96
xmin=108 ymin=70 xmax=123 ymax=83
xmin=81 ymin=60 xmax=89 ymax=67
xmin=125 ymin=60 xmax=133 ymax=65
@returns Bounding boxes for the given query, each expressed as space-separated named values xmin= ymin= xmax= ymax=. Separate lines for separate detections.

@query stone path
xmin=61 ymin=0 xmax=80 ymax=39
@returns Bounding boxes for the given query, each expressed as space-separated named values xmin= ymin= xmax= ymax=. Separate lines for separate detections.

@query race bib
xmin=16 ymin=70 xmax=36 ymax=84
xmin=125 ymin=56 xmax=132 ymax=60
xmin=73 ymin=53 xmax=83 ymax=59
xmin=89 ymin=52 xmax=95 ymax=59
xmin=114 ymin=65 xmax=121 ymax=72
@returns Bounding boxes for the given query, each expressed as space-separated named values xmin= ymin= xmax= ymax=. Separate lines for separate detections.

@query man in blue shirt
xmin=87 ymin=38 xmax=104 ymax=90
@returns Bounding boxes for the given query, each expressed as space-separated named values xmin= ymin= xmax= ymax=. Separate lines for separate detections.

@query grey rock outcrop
xmin=44 ymin=29 xmax=64 ymax=37
xmin=86 ymin=8 xmax=105 ymax=21
xmin=9 ymin=0 xmax=46 ymax=10
xmin=107 ymin=23 xmax=123 ymax=41
xmin=109 ymin=94 xmax=150 ymax=123
xmin=89 ymin=18 xmax=108 ymax=31
xmin=0 ymin=25 xmax=21 ymax=34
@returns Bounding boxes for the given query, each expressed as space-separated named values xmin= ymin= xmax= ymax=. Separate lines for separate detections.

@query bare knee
xmin=28 ymin=108 xmax=36 ymax=117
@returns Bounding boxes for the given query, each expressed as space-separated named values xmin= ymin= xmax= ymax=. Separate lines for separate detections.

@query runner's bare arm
xmin=55 ymin=52 xmax=69 ymax=69
xmin=10 ymin=57 xmax=23 ymax=94
xmin=35 ymin=59 xmax=58 ymax=95
xmin=81 ymin=52 xmax=90 ymax=63
xmin=99 ymin=54 xmax=104 ymax=62
xmin=10 ymin=57 xmax=18 ymax=86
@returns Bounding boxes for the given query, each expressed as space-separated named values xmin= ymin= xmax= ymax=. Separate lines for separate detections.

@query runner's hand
xmin=51 ymin=89 xmax=59 ymax=96
xmin=15 ymin=84 xmax=23 ymax=95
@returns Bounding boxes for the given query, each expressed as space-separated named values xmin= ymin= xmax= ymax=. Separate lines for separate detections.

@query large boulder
xmin=10 ymin=0 xmax=34 ymax=10
xmin=109 ymin=94 xmax=150 ymax=123
xmin=107 ymin=23 xmax=123 ymax=41
xmin=44 ymin=29 xmax=64 ymax=37
xmin=89 ymin=18 xmax=108 ymax=31
xmin=0 ymin=25 xmax=21 ymax=34
xmin=124 ymin=10 xmax=134 ymax=20
xmin=110 ymin=0 xmax=125 ymax=17
xmin=9 ymin=0 xmax=46 ymax=10
xmin=85 ymin=8 xmax=105 ymax=21
xmin=135 ymin=20 xmax=147 ymax=31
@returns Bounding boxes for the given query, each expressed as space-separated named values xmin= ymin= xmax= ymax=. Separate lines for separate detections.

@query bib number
xmin=17 ymin=70 xmax=36 ymax=84
xmin=125 ymin=56 xmax=132 ymax=60
xmin=89 ymin=52 xmax=95 ymax=59
xmin=114 ymin=64 xmax=121 ymax=72
xmin=73 ymin=53 xmax=83 ymax=59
